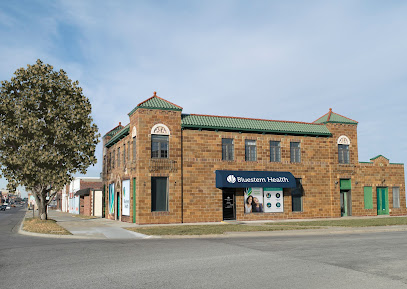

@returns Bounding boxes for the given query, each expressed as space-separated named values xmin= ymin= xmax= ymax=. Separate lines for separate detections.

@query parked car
xmin=0 ymin=205 xmax=6 ymax=211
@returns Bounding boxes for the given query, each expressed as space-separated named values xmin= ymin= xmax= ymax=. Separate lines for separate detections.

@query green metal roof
xmin=103 ymin=124 xmax=124 ymax=138
xmin=105 ymin=124 xmax=130 ymax=148
xmin=370 ymin=155 xmax=389 ymax=161
xmin=128 ymin=93 xmax=182 ymax=116
xmin=181 ymin=114 xmax=332 ymax=136
xmin=314 ymin=109 xmax=358 ymax=125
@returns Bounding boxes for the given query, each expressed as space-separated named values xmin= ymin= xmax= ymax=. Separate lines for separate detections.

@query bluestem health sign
xmin=122 ymin=180 xmax=130 ymax=216
xmin=216 ymin=170 xmax=296 ymax=188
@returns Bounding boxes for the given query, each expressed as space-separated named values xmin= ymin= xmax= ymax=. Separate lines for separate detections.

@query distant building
xmin=102 ymin=93 xmax=406 ymax=224
xmin=62 ymin=177 xmax=103 ymax=217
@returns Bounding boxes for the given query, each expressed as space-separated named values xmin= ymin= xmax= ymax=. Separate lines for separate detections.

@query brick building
xmin=64 ymin=177 xmax=103 ymax=216
xmin=102 ymin=92 xmax=406 ymax=224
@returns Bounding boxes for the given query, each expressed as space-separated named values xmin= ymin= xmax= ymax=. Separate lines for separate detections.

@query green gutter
xmin=181 ymin=125 xmax=332 ymax=137
xmin=105 ymin=124 xmax=130 ymax=148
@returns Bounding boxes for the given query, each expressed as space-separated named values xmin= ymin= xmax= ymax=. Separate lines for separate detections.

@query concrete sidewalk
xmin=20 ymin=210 xmax=407 ymax=240
xmin=21 ymin=210 xmax=151 ymax=239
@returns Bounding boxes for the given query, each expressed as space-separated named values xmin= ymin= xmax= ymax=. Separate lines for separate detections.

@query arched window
xmin=151 ymin=124 xmax=170 ymax=159
xmin=338 ymin=136 xmax=350 ymax=164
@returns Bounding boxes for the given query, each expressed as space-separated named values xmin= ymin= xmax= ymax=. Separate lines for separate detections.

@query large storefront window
xmin=151 ymin=177 xmax=168 ymax=211
xmin=244 ymin=187 xmax=284 ymax=213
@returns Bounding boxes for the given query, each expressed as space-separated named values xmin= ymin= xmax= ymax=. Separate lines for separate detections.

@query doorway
xmin=340 ymin=190 xmax=352 ymax=216
xmin=377 ymin=187 xmax=389 ymax=215
xmin=116 ymin=192 xmax=120 ymax=220
xmin=222 ymin=189 xmax=235 ymax=220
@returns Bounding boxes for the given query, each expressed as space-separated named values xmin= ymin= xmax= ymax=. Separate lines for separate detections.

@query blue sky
xmin=1 ymin=0 xmax=406 ymax=197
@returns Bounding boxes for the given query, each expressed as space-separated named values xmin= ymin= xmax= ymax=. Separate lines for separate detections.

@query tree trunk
xmin=39 ymin=201 xmax=47 ymax=220
xmin=34 ymin=192 xmax=48 ymax=220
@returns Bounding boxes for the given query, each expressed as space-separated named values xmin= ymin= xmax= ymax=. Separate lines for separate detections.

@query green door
xmin=117 ymin=193 xmax=120 ymax=220
xmin=132 ymin=178 xmax=136 ymax=223
xmin=377 ymin=187 xmax=389 ymax=215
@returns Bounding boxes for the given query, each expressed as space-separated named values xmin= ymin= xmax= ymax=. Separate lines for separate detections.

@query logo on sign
xmin=227 ymin=175 xmax=236 ymax=183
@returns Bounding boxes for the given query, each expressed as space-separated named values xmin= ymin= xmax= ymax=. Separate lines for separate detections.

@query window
xmin=364 ymin=186 xmax=373 ymax=209
xmin=222 ymin=138 xmax=234 ymax=161
xmin=127 ymin=141 xmax=130 ymax=163
xmin=393 ymin=187 xmax=400 ymax=208
xmin=151 ymin=177 xmax=168 ymax=211
xmin=290 ymin=142 xmax=301 ymax=163
xmin=117 ymin=147 xmax=121 ymax=167
xmin=112 ymin=150 xmax=115 ymax=169
xmin=133 ymin=137 xmax=137 ymax=161
xmin=338 ymin=144 xmax=350 ymax=164
xmin=270 ymin=141 xmax=281 ymax=162
xmin=151 ymin=135 xmax=169 ymax=158
xmin=123 ymin=143 xmax=126 ymax=166
xmin=245 ymin=140 xmax=257 ymax=161
xmin=292 ymin=179 xmax=303 ymax=212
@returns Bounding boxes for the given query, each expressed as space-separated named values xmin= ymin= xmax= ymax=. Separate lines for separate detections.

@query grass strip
xmin=266 ymin=217 xmax=407 ymax=227
xmin=126 ymin=224 xmax=313 ymax=236
xmin=23 ymin=218 xmax=72 ymax=235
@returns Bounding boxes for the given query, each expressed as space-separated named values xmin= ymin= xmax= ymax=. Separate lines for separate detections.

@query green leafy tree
xmin=0 ymin=60 xmax=100 ymax=220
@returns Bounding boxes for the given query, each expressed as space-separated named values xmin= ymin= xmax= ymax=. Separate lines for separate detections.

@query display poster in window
xmin=109 ymin=183 xmax=115 ymax=215
xmin=122 ymin=180 xmax=130 ymax=216
xmin=74 ymin=196 xmax=80 ymax=215
xmin=264 ymin=188 xmax=284 ymax=213
xmin=244 ymin=187 xmax=264 ymax=213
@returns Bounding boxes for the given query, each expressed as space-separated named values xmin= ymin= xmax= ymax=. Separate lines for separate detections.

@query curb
xmin=154 ymin=226 xmax=407 ymax=239
xmin=18 ymin=213 xmax=91 ymax=239
xmin=18 ymin=212 xmax=153 ymax=240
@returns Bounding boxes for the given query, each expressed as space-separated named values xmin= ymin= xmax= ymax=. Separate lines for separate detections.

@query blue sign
xmin=216 ymin=170 xmax=296 ymax=188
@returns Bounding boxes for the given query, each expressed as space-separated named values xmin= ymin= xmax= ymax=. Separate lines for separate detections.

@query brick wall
xmin=103 ymin=107 xmax=406 ymax=224
xmin=84 ymin=195 xmax=91 ymax=216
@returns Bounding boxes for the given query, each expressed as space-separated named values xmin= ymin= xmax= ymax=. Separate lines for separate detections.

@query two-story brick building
xmin=102 ymin=92 xmax=406 ymax=224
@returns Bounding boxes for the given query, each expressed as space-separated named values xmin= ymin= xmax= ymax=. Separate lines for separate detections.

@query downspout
xmin=181 ymin=128 xmax=184 ymax=223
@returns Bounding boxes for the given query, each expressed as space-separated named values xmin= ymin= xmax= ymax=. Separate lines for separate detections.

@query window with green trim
xmin=364 ymin=186 xmax=373 ymax=209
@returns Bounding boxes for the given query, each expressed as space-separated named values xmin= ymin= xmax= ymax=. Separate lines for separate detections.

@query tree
xmin=0 ymin=59 xmax=100 ymax=220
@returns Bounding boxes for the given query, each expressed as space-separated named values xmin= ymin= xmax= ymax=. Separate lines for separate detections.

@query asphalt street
xmin=1 ymin=208 xmax=407 ymax=289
